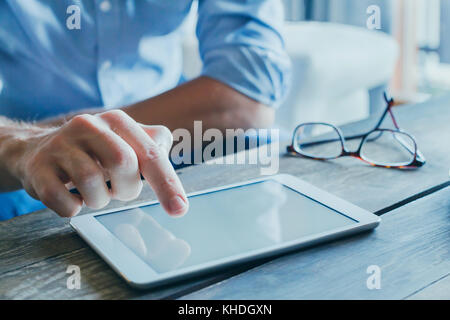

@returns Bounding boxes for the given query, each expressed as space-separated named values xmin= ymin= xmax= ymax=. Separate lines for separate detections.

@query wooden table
xmin=1 ymin=94 xmax=449 ymax=300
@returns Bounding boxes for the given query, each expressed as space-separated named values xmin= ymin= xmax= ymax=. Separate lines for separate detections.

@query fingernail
xmin=168 ymin=195 xmax=188 ymax=216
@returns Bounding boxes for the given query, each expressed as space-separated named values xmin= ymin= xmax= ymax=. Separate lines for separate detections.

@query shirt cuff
xmin=201 ymin=45 xmax=291 ymax=109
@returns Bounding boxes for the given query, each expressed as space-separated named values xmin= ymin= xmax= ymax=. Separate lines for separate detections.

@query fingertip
xmin=111 ymin=178 xmax=143 ymax=202
xmin=166 ymin=195 xmax=189 ymax=217
xmin=59 ymin=202 xmax=82 ymax=218
xmin=72 ymin=203 xmax=83 ymax=217
xmin=85 ymin=196 xmax=110 ymax=210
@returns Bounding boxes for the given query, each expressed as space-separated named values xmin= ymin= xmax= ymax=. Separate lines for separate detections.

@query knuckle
xmin=165 ymin=176 xmax=177 ymax=187
xmin=110 ymin=148 xmax=137 ymax=171
xmin=99 ymin=109 xmax=129 ymax=122
xmin=106 ymin=109 xmax=127 ymax=117
xmin=155 ymin=125 xmax=172 ymax=137
xmin=142 ymin=145 xmax=164 ymax=163
xmin=162 ymin=176 xmax=178 ymax=191
xmin=68 ymin=114 xmax=102 ymax=135
xmin=157 ymin=126 xmax=173 ymax=145
xmin=99 ymin=110 xmax=133 ymax=133
xmin=70 ymin=114 xmax=96 ymax=128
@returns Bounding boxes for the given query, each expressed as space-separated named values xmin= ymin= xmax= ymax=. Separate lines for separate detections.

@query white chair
xmin=180 ymin=17 xmax=398 ymax=134
xmin=278 ymin=22 xmax=398 ymax=133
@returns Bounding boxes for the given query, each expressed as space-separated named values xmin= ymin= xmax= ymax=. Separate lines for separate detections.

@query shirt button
xmin=99 ymin=1 xmax=112 ymax=12
xmin=101 ymin=60 xmax=112 ymax=70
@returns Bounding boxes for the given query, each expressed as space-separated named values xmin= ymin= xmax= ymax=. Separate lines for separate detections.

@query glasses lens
xmin=294 ymin=123 xmax=343 ymax=159
xmin=360 ymin=130 xmax=416 ymax=166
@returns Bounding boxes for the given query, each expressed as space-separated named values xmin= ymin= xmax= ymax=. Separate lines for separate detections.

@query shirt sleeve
xmin=196 ymin=0 xmax=291 ymax=108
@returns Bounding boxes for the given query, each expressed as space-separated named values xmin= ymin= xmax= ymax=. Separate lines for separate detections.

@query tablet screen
xmin=96 ymin=180 xmax=357 ymax=273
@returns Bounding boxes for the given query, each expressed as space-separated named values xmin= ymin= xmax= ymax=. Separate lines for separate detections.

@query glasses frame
xmin=287 ymin=93 xmax=426 ymax=169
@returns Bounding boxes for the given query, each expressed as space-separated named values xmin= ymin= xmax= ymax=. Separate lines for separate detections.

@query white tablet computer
xmin=70 ymin=174 xmax=380 ymax=289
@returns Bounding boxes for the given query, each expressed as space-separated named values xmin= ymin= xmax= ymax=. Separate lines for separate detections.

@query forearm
xmin=41 ymin=77 xmax=275 ymax=133
xmin=122 ymin=77 xmax=274 ymax=133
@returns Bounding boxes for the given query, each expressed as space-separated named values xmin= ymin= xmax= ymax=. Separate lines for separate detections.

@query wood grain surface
xmin=180 ymin=186 xmax=450 ymax=299
xmin=1 ymin=94 xmax=449 ymax=299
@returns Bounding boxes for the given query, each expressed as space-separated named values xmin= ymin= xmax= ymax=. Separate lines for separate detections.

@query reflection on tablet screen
xmin=96 ymin=180 xmax=356 ymax=273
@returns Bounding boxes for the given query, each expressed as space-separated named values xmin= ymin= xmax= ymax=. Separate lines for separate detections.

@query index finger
xmin=99 ymin=111 xmax=189 ymax=216
xmin=140 ymin=125 xmax=173 ymax=155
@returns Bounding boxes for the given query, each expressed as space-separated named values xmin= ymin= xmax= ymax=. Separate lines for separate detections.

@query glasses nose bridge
xmin=341 ymin=148 xmax=360 ymax=158
xmin=341 ymin=136 xmax=365 ymax=156
xmin=342 ymin=149 xmax=355 ymax=156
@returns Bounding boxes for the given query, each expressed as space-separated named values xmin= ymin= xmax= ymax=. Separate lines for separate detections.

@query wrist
xmin=0 ymin=125 xmax=52 ymax=184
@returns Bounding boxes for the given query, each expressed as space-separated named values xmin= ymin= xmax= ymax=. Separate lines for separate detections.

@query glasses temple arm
xmin=394 ymin=133 xmax=426 ymax=162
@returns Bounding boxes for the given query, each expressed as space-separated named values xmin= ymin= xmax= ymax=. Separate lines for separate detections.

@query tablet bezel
xmin=70 ymin=174 xmax=380 ymax=289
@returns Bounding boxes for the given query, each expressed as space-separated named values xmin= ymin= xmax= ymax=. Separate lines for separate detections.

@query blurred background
xmin=283 ymin=0 xmax=450 ymax=97
xmin=182 ymin=0 xmax=450 ymax=134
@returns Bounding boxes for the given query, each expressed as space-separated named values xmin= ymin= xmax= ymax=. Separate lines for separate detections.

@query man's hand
xmin=1 ymin=110 xmax=188 ymax=217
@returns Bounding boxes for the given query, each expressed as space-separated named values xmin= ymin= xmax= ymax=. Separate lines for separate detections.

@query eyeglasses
xmin=287 ymin=93 xmax=426 ymax=169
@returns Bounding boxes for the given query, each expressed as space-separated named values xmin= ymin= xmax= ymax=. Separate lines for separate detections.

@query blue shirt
xmin=0 ymin=0 xmax=291 ymax=219
xmin=0 ymin=0 xmax=290 ymax=121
